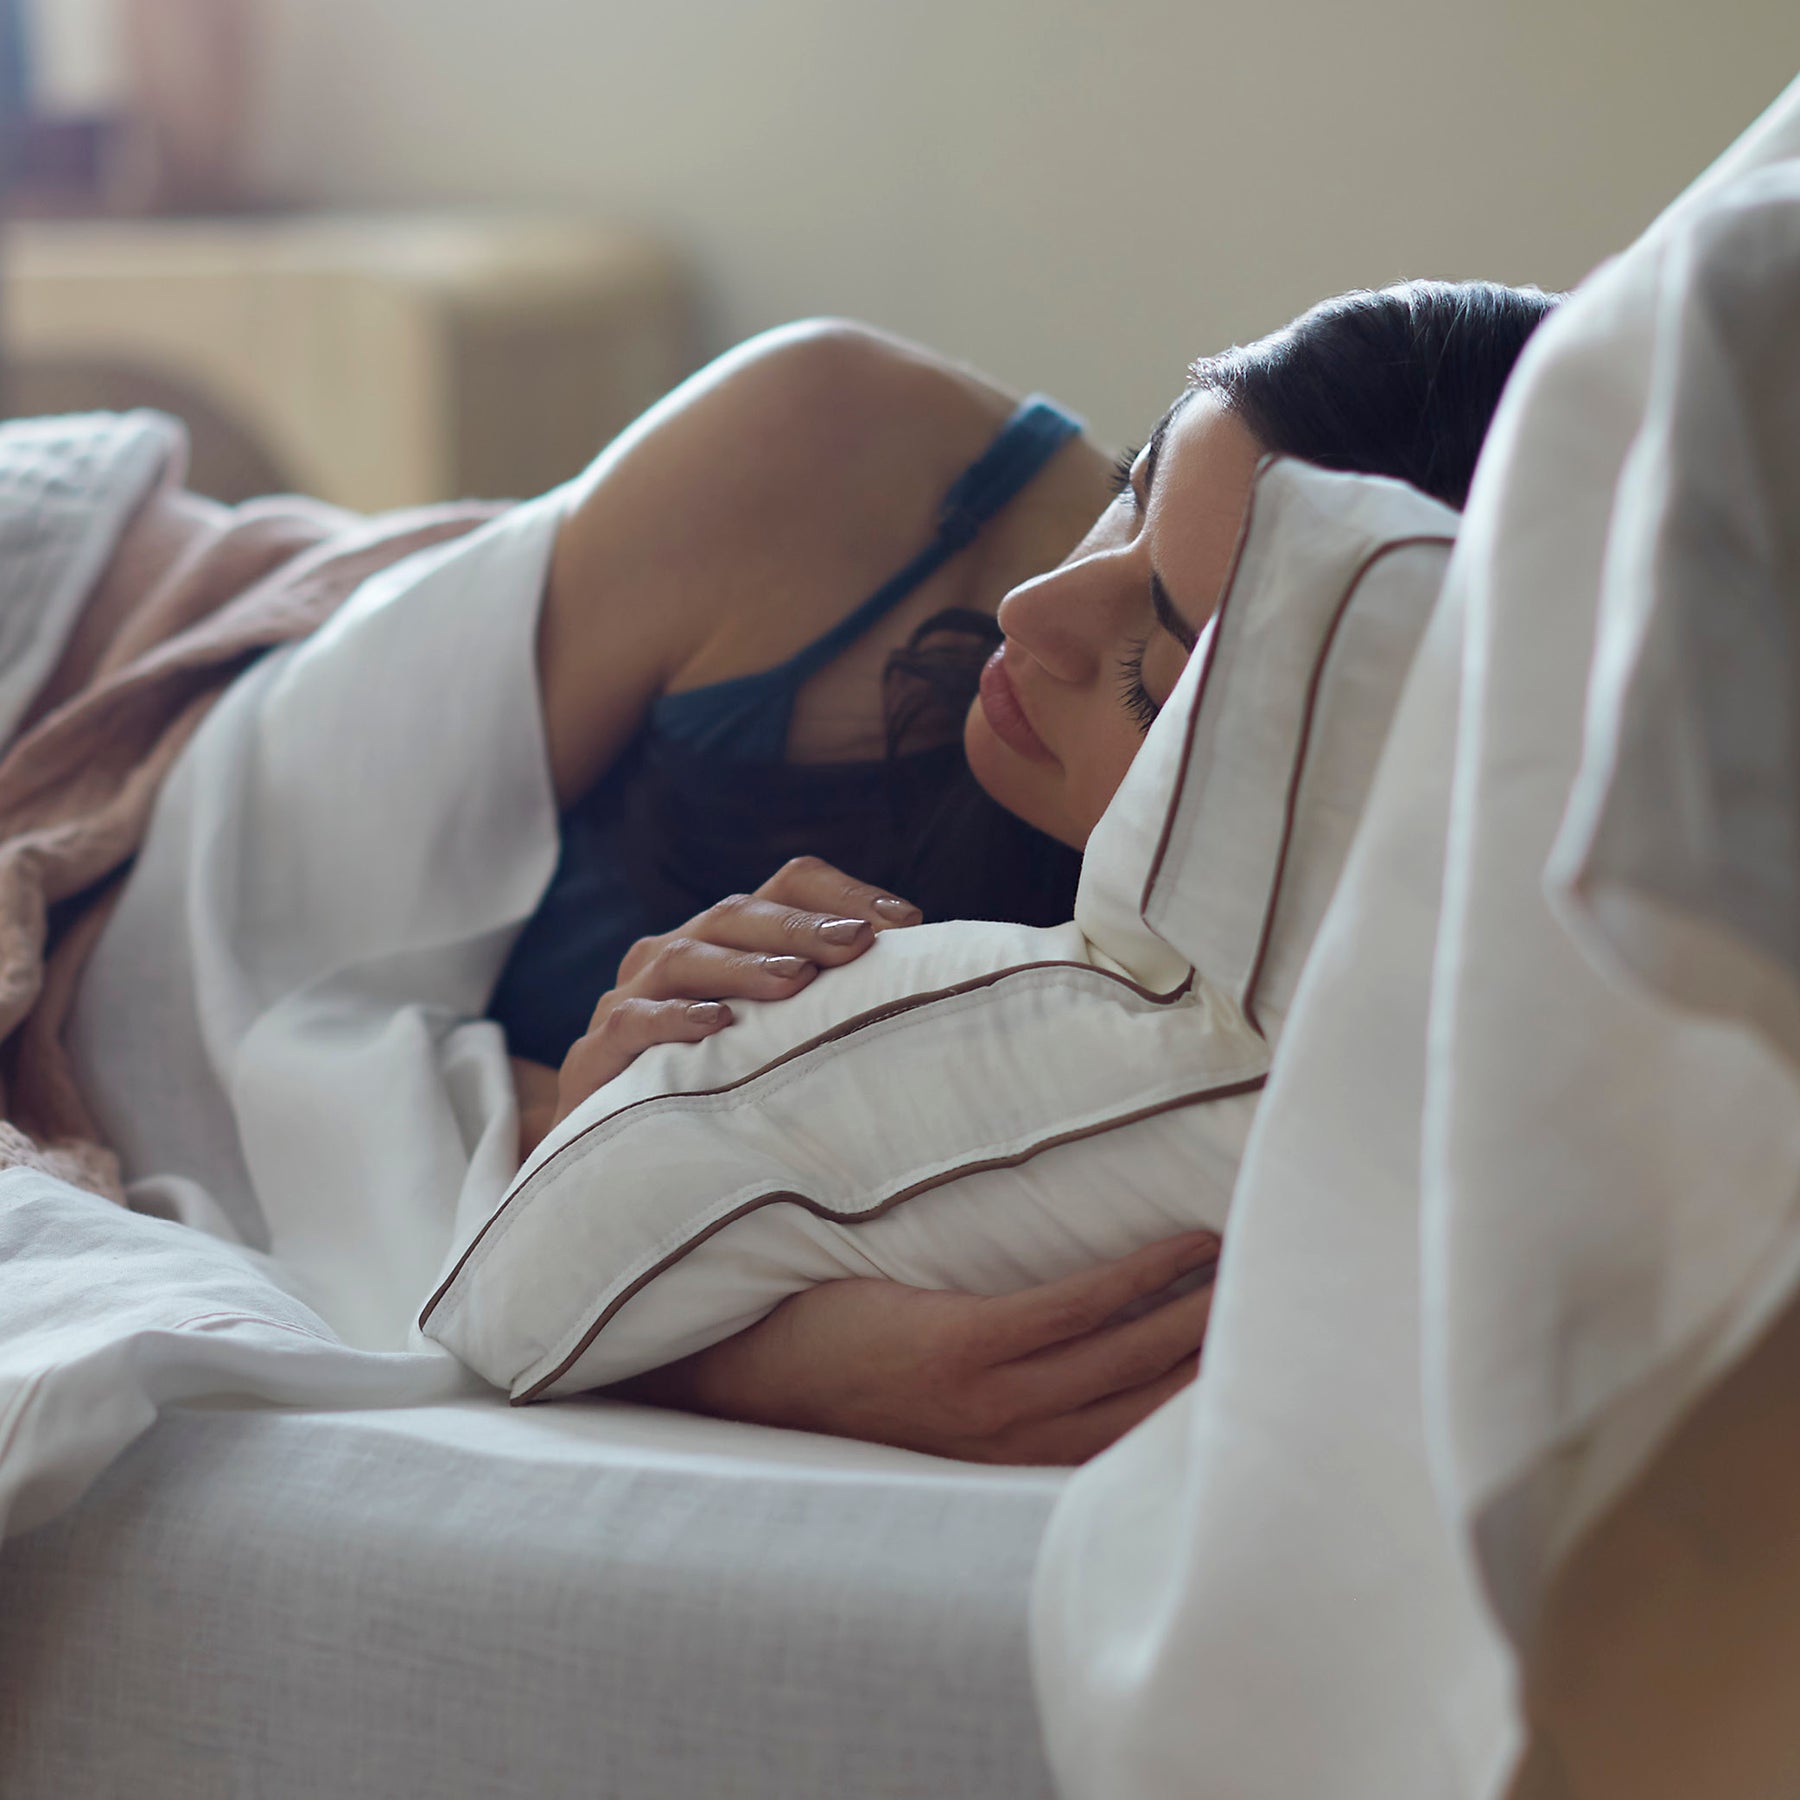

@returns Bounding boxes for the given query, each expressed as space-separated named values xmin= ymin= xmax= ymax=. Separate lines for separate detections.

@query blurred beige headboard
xmin=2 ymin=213 xmax=696 ymax=509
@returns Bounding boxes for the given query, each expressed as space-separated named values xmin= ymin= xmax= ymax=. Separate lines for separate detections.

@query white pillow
xmin=422 ymin=458 xmax=1458 ymax=1398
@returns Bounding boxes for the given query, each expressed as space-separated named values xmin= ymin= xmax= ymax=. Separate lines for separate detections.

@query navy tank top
xmin=486 ymin=394 xmax=1083 ymax=1066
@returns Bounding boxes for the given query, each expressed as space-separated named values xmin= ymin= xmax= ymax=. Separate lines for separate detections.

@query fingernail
xmin=873 ymin=897 xmax=920 ymax=923
xmin=761 ymin=954 xmax=809 ymax=978
xmin=687 ymin=1002 xmax=730 ymax=1023
xmin=818 ymin=918 xmax=865 ymax=945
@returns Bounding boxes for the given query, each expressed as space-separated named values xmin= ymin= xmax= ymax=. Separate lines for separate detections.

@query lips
xmin=978 ymin=646 xmax=1055 ymax=764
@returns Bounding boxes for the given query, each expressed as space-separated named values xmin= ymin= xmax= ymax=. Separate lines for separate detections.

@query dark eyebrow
xmin=1150 ymin=568 xmax=1198 ymax=652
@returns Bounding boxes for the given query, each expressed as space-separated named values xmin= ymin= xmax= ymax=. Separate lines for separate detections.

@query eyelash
xmin=1116 ymin=635 xmax=1160 ymax=734
xmin=1109 ymin=445 xmax=1140 ymax=499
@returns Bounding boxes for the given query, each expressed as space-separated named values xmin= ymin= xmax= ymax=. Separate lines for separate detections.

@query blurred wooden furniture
xmin=1 ymin=213 xmax=696 ymax=508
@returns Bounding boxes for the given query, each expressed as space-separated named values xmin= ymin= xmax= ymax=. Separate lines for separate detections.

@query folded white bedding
xmin=1032 ymin=69 xmax=1800 ymax=1800
xmin=64 ymin=494 xmax=570 ymax=1347
xmin=0 ymin=411 xmax=179 ymax=747
xmin=0 ymin=1165 xmax=466 ymax=1542
xmin=4 ymin=490 xmax=571 ymax=1542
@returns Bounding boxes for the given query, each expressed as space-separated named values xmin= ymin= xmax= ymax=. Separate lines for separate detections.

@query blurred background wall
xmin=4 ymin=0 xmax=1798 ymax=498
xmin=245 ymin=0 xmax=1800 ymax=446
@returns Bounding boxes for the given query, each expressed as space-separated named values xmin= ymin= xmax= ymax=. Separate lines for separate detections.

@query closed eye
xmin=1108 ymin=445 xmax=1140 ymax=501
xmin=1115 ymin=635 xmax=1159 ymax=733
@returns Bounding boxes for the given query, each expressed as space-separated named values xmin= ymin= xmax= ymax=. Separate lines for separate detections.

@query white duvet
xmin=1032 ymin=71 xmax=1800 ymax=1800
xmin=3 ymin=492 xmax=574 ymax=1538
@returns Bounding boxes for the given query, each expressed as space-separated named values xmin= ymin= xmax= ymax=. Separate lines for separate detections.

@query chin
xmin=962 ymin=708 xmax=1085 ymax=851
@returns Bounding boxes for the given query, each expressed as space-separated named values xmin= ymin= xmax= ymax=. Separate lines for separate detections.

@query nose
xmin=997 ymin=542 xmax=1137 ymax=685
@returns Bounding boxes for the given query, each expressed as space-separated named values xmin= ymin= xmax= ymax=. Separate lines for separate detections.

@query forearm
xmin=601 ymin=1342 xmax=750 ymax=1422
xmin=586 ymin=1232 xmax=1221 ymax=1464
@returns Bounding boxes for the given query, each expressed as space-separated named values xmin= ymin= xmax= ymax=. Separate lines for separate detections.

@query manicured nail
xmin=761 ymin=955 xmax=809 ymax=978
xmin=873 ymin=896 xmax=920 ymax=923
xmin=818 ymin=917 xmax=865 ymax=945
xmin=687 ymin=1002 xmax=730 ymax=1023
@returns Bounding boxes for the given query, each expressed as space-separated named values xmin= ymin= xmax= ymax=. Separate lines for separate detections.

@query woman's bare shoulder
xmin=624 ymin=319 xmax=1029 ymax=682
xmin=537 ymin=321 xmax=1096 ymax=797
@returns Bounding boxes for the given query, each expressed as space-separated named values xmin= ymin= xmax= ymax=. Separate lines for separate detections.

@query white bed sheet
xmin=0 ymin=1393 xmax=1064 ymax=1800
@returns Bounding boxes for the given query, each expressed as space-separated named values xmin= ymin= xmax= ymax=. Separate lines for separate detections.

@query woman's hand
xmin=610 ymin=1229 xmax=1223 ymax=1465
xmin=536 ymin=856 xmax=921 ymax=1151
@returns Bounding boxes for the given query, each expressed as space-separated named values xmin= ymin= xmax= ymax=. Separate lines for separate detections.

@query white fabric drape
xmin=1032 ymin=72 xmax=1800 ymax=1800
xmin=64 ymin=493 xmax=567 ymax=1348
xmin=4 ymin=489 xmax=569 ymax=1539
xmin=1429 ymin=153 xmax=1800 ymax=1646
xmin=0 ymin=411 xmax=177 ymax=747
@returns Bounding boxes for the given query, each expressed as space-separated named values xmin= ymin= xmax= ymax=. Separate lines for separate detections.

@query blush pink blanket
xmin=0 ymin=438 xmax=500 ymax=1199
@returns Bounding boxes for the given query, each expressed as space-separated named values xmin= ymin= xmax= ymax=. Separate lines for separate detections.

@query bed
xmin=0 ymin=1394 xmax=1062 ymax=1799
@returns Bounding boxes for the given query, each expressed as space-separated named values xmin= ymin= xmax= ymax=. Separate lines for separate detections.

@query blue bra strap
xmin=774 ymin=394 xmax=1084 ymax=686
xmin=647 ymin=393 xmax=1083 ymax=760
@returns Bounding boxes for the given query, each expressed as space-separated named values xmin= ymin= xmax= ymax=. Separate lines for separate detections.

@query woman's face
xmin=965 ymin=390 xmax=1264 ymax=848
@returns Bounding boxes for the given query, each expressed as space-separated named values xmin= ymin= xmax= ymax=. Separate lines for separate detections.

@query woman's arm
xmin=608 ymin=1229 xmax=1222 ymax=1465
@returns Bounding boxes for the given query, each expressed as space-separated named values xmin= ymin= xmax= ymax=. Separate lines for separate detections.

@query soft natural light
xmin=22 ymin=0 xmax=126 ymax=113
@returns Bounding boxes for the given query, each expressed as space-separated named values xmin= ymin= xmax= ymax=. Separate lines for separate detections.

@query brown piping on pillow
xmin=1234 ymin=533 xmax=1452 ymax=1036
xmin=419 ymin=957 xmax=1195 ymax=1329
xmin=1133 ymin=454 xmax=1452 ymax=1033
xmin=512 ymin=1073 xmax=1268 ymax=1404
xmin=1136 ymin=454 xmax=1272 ymax=925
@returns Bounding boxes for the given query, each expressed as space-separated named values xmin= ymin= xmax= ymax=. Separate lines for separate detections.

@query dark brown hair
xmin=1189 ymin=279 xmax=1561 ymax=510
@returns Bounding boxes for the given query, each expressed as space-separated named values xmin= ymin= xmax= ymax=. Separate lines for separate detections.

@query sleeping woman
xmin=35 ymin=278 xmax=1555 ymax=1463
xmin=477 ymin=277 xmax=1555 ymax=1457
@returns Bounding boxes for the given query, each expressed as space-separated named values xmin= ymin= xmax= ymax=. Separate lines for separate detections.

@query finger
xmin=560 ymin=996 xmax=732 ymax=1106
xmin=756 ymin=854 xmax=923 ymax=932
xmin=983 ymin=1357 xmax=1199 ymax=1467
xmin=999 ymin=1279 xmax=1214 ymax=1420
xmin=620 ymin=935 xmax=821 ymax=1003
xmin=688 ymin=893 xmax=884 ymax=967
xmin=977 ymin=1229 xmax=1223 ymax=1361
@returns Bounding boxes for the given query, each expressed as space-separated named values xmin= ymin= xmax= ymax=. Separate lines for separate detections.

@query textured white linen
xmin=1034 ymin=574 xmax=1516 ymax=1800
xmin=0 ymin=1166 xmax=467 ymax=1542
xmin=1032 ymin=70 xmax=1800 ymax=1800
xmin=422 ymin=460 xmax=1453 ymax=1399
xmin=1547 ymin=165 xmax=1800 ymax=1066
xmin=0 ymin=1397 xmax=1064 ymax=1799
xmin=65 ymin=491 xmax=568 ymax=1344
xmin=1432 ymin=156 xmax=1800 ymax=1623
xmin=0 ymin=410 xmax=178 ymax=747
xmin=2 ymin=485 xmax=567 ymax=1544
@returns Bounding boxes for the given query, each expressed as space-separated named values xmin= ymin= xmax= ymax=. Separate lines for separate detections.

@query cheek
xmin=1142 ymin=636 xmax=1190 ymax=711
xmin=1071 ymin=641 xmax=1193 ymax=837
xmin=1065 ymin=708 xmax=1151 ymax=843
